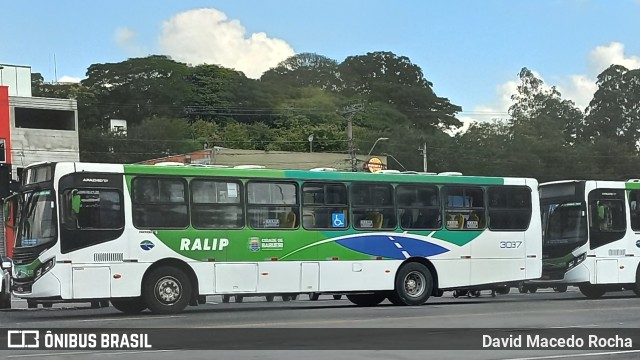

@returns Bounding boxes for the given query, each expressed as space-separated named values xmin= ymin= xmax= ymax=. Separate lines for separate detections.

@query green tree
xmin=583 ymin=65 xmax=640 ymax=147
xmin=261 ymin=53 xmax=342 ymax=91
xmin=81 ymin=56 xmax=193 ymax=129
xmin=339 ymin=51 xmax=462 ymax=132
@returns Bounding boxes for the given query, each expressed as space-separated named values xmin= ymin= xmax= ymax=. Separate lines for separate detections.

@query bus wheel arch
xmin=388 ymin=258 xmax=437 ymax=306
xmin=141 ymin=258 xmax=198 ymax=314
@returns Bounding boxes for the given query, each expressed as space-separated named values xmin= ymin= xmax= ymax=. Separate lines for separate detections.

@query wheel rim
xmin=154 ymin=276 xmax=182 ymax=305
xmin=403 ymin=270 xmax=426 ymax=298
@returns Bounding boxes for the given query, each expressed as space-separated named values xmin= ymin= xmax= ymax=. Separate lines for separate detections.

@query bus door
xmin=587 ymin=188 xmax=627 ymax=284
xmin=59 ymin=173 xmax=126 ymax=299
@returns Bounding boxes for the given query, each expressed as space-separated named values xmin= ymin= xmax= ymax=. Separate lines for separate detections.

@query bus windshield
xmin=542 ymin=201 xmax=587 ymax=247
xmin=15 ymin=189 xmax=57 ymax=248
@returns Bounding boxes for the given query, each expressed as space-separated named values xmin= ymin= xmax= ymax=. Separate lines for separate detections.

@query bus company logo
xmin=7 ymin=330 xmax=40 ymax=348
xmin=636 ymin=240 xmax=640 ymax=248
xmin=249 ymin=237 xmax=260 ymax=252
xmin=140 ymin=240 xmax=155 ymax=251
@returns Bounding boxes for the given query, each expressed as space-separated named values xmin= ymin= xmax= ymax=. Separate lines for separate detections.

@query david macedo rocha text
xmin=483 ymin=334 xmax=633 ymax=349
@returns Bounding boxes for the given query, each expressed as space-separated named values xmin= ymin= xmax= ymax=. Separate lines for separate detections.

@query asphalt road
xmin=2 ymin=287 xmax=640 ymax=359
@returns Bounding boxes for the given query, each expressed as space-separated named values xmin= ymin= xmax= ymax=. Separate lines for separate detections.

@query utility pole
xmin=341 ymin=104 xmax=364 ymax=172
xmin=418 ymin=142 xmax=427 ymax=172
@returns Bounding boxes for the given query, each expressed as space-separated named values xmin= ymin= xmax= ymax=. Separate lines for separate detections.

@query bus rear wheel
xmin=553 ymin=285 xmax=568 ymax=293
xmin=634 ymin=267 xmax=640 ymax=296
xmin=347 ymin=293 xmax=386 ymax=306
xmin=579 ymin=284 xmax=606 ymax=299
xmin=111 ymin=298 xmax=147 ymax=314
xmin=143 ymin=266 xmax=192 ymax=315
xmin=388 ymin=262 xmax=433 ymax=306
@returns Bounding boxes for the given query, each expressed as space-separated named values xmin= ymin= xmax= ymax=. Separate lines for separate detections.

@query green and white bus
xmin=8 ymin=161 xmax=541 ymax=314
xmin=526 ymin=180 xmax=640 ymax=298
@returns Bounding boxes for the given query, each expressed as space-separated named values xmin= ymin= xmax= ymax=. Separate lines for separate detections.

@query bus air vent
xmin=94 ymin=253 xmax=124 ymax=262
xmin=609 ymin=249 xmax=625 ymax=256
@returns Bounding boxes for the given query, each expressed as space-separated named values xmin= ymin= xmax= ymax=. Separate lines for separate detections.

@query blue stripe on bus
xmin=335 ymin=235 xmax=449 ymax=260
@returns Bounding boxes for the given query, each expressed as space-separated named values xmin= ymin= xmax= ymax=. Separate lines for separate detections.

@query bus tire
xmin=0 ymin=292 xmax=10 ymax=309
xmin=517 ymin=282 xmax=527 ymax=293
xmin=27 ymin=300 xmax=37 ymax=309
xmin=333 ymin=295 xmax=343 ymax=300
xmin=222 ymin=295 xmax=230 ymax=303
xmin=111 ymin=298 xmax=147 ymax=314
xmin=579 ymin=284 xmax=606 ymax=299
xmin=553 ymin=285 xmax=568 ymax=293
xmin=143 ymin=266 xmax=192 ymax=315
xmin=235 ymin=295 xmax=244 ymax=303
xmin=282 ymin=295 xmax=291 ymax=301
xmin=391 ymin=262 xmax=433 ymax=306
xmin=309 ymin=293 xmax=320 ymax=301
xmin=495 ymin=286 xmax=510 ymax=295
xmin=634 ymin=266 xmax=640 ymax=296
xmin=527 ymin=286 xmax=537 ymax=293
xmin=265 ymin=295 xmax=274 ymax=302
xmin=387 ymin=292 xmax=405 ymax=305
xmin=347 ymin=293 xmax=386 ymax=306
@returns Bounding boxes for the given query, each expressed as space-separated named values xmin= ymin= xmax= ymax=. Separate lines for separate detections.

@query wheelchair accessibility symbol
xmin=332 ymin=213 xmax=346 ymax=228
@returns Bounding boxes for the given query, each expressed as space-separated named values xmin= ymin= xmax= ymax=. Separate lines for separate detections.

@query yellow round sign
xmin=365 ymin=157 xmax=384 ymax=173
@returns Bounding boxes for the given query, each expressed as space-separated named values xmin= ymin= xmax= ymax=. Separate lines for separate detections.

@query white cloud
xmin=114 ymin=27 xmax=146 ymax=55
xmin=465 ymin=42 xmax=640 ymax=128
xmin=58 ymin=76 xmax=81 ymax=83
xmin=556 ymin=74 xmax=597 ymax=110
xmin=589 ymin=42 xmax=640 ymax=74
xmin=158 ymin=8 xmax=295 ymax=79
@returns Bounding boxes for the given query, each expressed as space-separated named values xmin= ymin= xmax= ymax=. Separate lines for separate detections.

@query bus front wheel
xmin=388 ymin=262 xmax=433 ymax=306
xmin=143 ymin=266 xmax=192 ymax=315
xmin=0 ymin=292 xmax=11 ymax=309
xmin=579 ymin=284 xmax=606 ymax=299
xmin=111 ymin=298 xmax=147 ymax=314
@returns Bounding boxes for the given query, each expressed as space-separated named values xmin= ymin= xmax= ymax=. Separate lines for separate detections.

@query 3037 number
xmin=499 ymin=241 xmax=522 ymax=249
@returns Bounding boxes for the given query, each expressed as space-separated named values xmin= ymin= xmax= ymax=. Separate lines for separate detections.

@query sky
xmin=2 ymin=0 xmax=640 ymax=127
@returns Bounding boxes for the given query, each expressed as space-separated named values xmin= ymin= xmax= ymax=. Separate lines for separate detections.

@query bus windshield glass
xmin=543 ymin=201 xmax=587 ymax=246
xmin=15 ymin=189 xmax=57 ymax=248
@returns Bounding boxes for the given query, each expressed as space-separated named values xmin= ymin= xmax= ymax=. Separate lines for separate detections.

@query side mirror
xmin=0 ymin=256 xmax=11 ymax=270
xmin=2 ymin=193 xmax=17 ymax=227
xmin=71 ymin=189 xmax=81 ymax=214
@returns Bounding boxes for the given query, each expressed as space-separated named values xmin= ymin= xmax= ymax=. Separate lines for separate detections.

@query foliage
xmin=31 ymin=53 xmax=640 ymax=182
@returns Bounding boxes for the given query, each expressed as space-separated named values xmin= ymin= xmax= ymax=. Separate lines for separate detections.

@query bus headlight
xmin=34 ymin=257 xmax=55 ymax=281
xmin=566 ymin=253 xmax=586 ymax=271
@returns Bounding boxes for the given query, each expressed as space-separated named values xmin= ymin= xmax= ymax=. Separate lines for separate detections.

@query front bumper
xmin=12 ymin=271 xmax=62 ymax=299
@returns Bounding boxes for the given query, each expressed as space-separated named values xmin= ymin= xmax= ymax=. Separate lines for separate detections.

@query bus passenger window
xmin=351 ymin=183 xmax=396 ymax=230
xmin=443 ymin=186 xmax=485 ymax=231
xmin=247 ymin=181 xmax=299 ymax=229
xmin=302 ymin=183 xmax=348 ymax=229
xmin=396 ymin=185 xmax=440 ymax=230
xmin=191 ymin=180 xmax=243 ymax=229
xmin=487 ymin=187 xmax=532 ymax=231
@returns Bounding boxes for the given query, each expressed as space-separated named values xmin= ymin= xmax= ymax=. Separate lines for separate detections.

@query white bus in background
xmin=524 ymin=180 xmax=640 ymax=298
